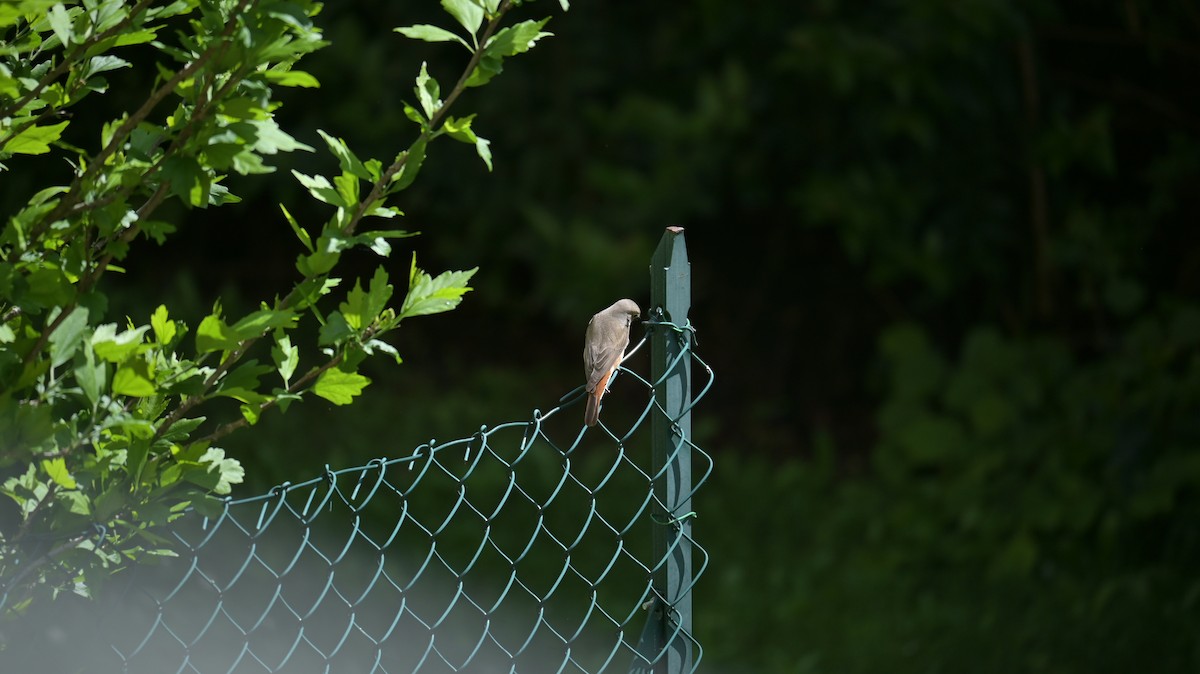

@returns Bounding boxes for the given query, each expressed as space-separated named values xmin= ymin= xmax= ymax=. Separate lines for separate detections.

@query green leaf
xmin=366 ymin=203 xmax=402 ymax=219
xmin=404 ymin=102 xmax=427 ymax=127
xmin=440 ymin=0 xmax=483 ymax=35
xmin=47 ymin=3 xmax=73 ymax=46
xmin=415 ymin=62 xmax=441 ymax=120
xmin=368 ymin=266 xmax=394 ymax=315
xmin=486 ymin=19 xmax=552 ymax=57
xmin=401 ymin=256 xmax=478 ymax=318
xmin=218 ymin=361 xmax=272 ymax=394
xmin=47 ymin=306 xmax=89 ymax=368
xmin=161 ymin=156 xmax=209 ymax=207
xmin=443 ymin=115 xmax=478 ymax=143
xmin=92 ymin=324 xmax=149 ymax=362
xmin=198 ymin=447 xmax=244 ymax=495
xmin=4 ymin=121 xmax=69 ymax=155
xmin=465 ymin=52 xmax=503 ymax=88
xmin=287 ymin=278 xmax=340 ymax=313
xmin=112 ymin=359 xmax=156 ymax=397
xmin=364 ymin=338 xmax=403 ymax=364
xmin=60 ymin=490 xmax=90 ymax=516
xmin=474 ymin=135 xmax=493 ymax=171
xmin=114 ymin=417 xmax=156 ymax=439
xmin=334 ymin=171 xmax=359 ymax=206
xmin=312 ymin=368 xmax=371 ymax=405
xmin=113 ymin=27 xmax=159 ymax=47
xmin=228 ymin=149 xmax=272 ymax=175
xmin=264 ymin=1 xmax=314 ymax=30
xmin=42 ymin=457 xmax=77 ymax=489
xmin=297 ymin=247 xmax=340 ymax=277
xmin=0 ymin=68 xmax=15 ymax=100
xmin=441 ymin=114 xmax=493 ymax=169
xmin=195 ymin=314 xmax=240 ymax=353
xmin=467 ymin=19 xmax=552 ymax=87
xmin=317 ymin=311 xmax=354 ymax=346
xmin=93 ymin=486 xmax=126 ymax=520
xmin=317 ymin=130 xmax=373 ymax=181
xmin=395 ymin=24 xmax=470 ymax=49
xmin=392 ymin=138 xmax=427 ymax=190
xmin=23 ymin=266 xmax=72 ymax=308
xmin=272 ymin=334 xmax=299 ymax=385
xmin=340 ymin=282 xmax=369 ymax=331
xmin=190 ymin=495 xmax=227 ymax=519
xmin=262 ymin=70 xmax=320 ymax=87
xmin=230 ymin=308 xmax=296 ymax=337
xmin=240 ymin=403 xmax=261 ymax=425
xmin=280 ymin=204 xmax=313 ymax=252
xmin=0 ymin=405 xmax=54 ymax=458
xmin=273 ymin=391 xmax=303 ymax=414
xmin=74 ymin=346 xmax=105 ymax=405
xmin=292 ymin=170 xmax=344 ymax=206
xmin=84 ymin=55 xmax=130 ymax=78
xmin=215 ymin=387 xmax=270 ymax=405
xmin=158 ymin=416 xmax=206 ymax=442
xmin=27 ymin=185 xmax=69 ymax=207
xmin=246 ymin=119 xmax=313 ymax=154
xmin=341 ymin=268 xmax=394 ymax=330
xmin=150 ymin=305 xmax=176 ymax=344
xmin=0 ymin=2 xmax=51 ymax=28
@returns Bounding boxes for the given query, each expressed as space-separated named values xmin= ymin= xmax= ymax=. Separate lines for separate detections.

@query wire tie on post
xmin=641 ymin=314 xmax=698 ymax=345
xmin=650 ymin=511 xmax=698 ymax=528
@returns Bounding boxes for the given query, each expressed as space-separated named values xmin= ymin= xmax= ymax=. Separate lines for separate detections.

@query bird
xmin=583 ymin=299 xmax=641 ymax=427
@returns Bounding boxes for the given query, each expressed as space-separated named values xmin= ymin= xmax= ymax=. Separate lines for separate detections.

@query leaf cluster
xmin=0 ymin=0 xmax=563 ymax=609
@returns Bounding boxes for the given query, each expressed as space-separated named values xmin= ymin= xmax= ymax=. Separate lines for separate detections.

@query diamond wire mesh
xmin=3 ymin=327 xmax=711 ymax=673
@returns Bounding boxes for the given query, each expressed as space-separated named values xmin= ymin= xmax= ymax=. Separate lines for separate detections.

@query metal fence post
xmin=649 ymin=226 xmax=693 ymax=673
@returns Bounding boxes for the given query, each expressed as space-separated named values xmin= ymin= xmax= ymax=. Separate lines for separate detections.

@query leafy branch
xmin=0 ymin=0 xmax=157 ymax=125
xmin=24 ymin=0 xmax=258 ymax=247
xmin=0 ymin=0 xmax=569 ymax=609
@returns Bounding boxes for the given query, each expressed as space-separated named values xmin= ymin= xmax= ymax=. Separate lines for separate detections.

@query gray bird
xmin=583 ymin=299 xmax=641 ymax=427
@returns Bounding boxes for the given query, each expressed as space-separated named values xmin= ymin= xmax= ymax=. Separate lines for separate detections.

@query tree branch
xmin=347 ymin=0 xmax=514 ymax=232
xmin=195 ymin=350 xmax=350 ymax=446
xmin=27 ymin=0 xmax=257 ymax=247
xmin=157 ymin=1 xmax=518 ymax=445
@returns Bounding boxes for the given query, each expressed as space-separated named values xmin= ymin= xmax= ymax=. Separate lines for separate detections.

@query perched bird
xmin=583 ymin=299 xmax=641 ymax=427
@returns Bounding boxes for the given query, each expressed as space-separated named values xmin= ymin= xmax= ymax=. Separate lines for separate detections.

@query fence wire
xmin=1 ymin=324 xmax=711 ymax=673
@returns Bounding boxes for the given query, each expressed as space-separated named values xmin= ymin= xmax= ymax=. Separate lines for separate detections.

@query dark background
xmin=18 ymin=0 xmax=1200 ymax=671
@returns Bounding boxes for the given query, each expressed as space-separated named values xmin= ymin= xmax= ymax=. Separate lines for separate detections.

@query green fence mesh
xmin=1 ymin=323 xmax=711 ymax=673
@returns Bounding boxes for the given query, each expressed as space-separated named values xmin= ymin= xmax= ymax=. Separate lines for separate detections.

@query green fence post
xmin=649 ymin=226 xmax=693 ymax=673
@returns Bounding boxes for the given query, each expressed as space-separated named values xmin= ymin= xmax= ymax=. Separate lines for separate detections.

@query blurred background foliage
xmin=14 ymin=0 xmax=1198 ymax=670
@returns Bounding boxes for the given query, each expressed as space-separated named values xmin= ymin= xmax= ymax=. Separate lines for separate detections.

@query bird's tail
xmin=584 ymin=391 xmax=600 ymax=427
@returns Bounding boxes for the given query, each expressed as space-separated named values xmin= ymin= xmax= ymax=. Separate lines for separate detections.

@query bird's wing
xmin=585 ymin=319 xmax=628 ymax=393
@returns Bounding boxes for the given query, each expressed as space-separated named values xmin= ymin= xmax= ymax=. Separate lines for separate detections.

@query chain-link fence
xmin=1 ymin=229 xmax=710 ymax=673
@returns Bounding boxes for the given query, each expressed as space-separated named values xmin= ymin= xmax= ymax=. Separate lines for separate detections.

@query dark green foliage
xmin=700 ymin=305 xmax=1200 ymax=672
